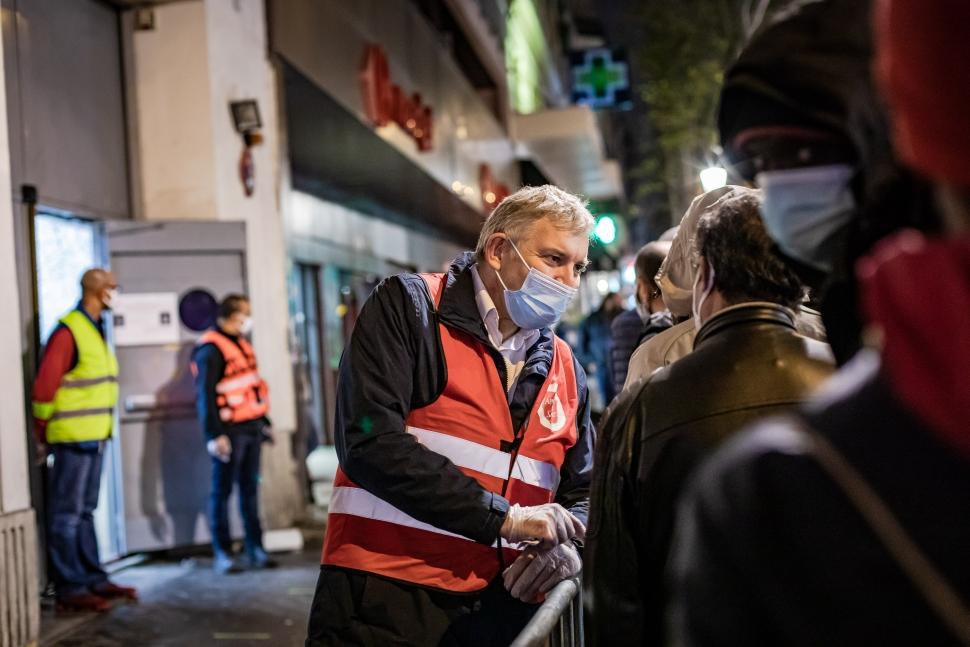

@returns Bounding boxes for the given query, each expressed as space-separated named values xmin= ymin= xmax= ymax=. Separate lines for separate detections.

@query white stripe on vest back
xmin=407 ymin=426 xmax=560 ymax=492
xmin=329 ymin=486 xmax=524 ymax=549
xmin=216 ymin=372 xmax=262 ymax=394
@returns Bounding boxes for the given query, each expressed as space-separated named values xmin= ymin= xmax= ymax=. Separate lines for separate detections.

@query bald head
xmin=81 ymin=269 xmax=116 ymax=297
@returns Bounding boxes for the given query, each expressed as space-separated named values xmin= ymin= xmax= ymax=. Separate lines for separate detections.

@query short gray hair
xmin=475 ymin=185 xmax=595 ymax=260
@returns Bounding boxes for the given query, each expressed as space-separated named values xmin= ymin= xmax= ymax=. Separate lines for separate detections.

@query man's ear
xmin=484 ymin=233 xmax=508 ymax=271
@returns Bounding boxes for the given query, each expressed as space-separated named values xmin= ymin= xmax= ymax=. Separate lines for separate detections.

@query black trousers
xmin=305 ymin=566 xmax=538 ymax=646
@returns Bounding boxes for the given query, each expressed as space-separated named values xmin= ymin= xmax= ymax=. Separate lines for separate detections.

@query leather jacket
xmin=584 ymin=302 xmax=835 ymax=647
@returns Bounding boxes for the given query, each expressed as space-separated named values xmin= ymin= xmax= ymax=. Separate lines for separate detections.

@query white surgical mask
xmin=103 ymin=288 xmax=118 ymax=309
xmin=756 ymin=164 xmax=856 ymax=273
xmin=691 ymin=262 xmax=716 ymax=331
xmin=240 ymin=317 xmax=253 ymax=336
xmin=496 ymin=240 xmax=578 ymax=330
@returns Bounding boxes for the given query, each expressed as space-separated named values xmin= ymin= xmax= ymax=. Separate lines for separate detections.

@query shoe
xmin=214 ymin=553 xmax=243 ymax=574
xmin=245 ymin=548 xmax=279 ymax=570
xmin=92 ymin=581 xmax=138 ymax=601
xmin=56 ymin=593 xmax=111 ymax=613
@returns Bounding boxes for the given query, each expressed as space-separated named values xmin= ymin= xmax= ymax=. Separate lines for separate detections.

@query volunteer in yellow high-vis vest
xmin=31 ymin=269 xmax=137 ymax=612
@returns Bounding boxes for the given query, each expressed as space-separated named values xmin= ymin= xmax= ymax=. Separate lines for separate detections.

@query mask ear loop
xmin=495 ymin=236 xmax=528 ymax=292
xmin=692 ymin=261 xmax=717 ymax=327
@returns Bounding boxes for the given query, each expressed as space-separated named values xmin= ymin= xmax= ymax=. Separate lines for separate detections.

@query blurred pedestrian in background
xmin=32 ymin=269 xmax=137 ymax=612
xmin=578 ymin=291 xmax=625 ymax=411
xmin=609 ymin=241 xmax=672 ymax=393
xmin=192 ymin=294 xmax=276 ymax=574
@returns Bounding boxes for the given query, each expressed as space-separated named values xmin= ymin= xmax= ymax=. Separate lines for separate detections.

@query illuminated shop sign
xmin=359 ymin=44 xmax=434 ymax=151
xmin=570 ymin=48 xmax=632 ymax=110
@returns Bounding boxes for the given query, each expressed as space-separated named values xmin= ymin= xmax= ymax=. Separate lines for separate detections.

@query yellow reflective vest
xmin=32 ymin=310 xmax=119 ymax=443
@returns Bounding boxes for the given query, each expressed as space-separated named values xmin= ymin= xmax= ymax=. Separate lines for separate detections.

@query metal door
xmin=107 ymin=221 xmax=248 ymax=553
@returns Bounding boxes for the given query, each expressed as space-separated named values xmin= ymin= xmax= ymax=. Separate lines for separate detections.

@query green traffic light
xmin=594 ymin=215 xmax=617 ymax=244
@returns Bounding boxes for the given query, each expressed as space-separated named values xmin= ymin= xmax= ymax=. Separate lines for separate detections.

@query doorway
xmin=31 ymin=209 xmax=126 ymax=569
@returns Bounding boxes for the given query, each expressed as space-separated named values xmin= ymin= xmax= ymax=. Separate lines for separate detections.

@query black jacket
xmin=334 ymin=252 xmax=595 ymax=549
xmin=584 ymin=303 xmax=834 ymax=646
xmin=670 ymin=352 xmax=970 ymax=646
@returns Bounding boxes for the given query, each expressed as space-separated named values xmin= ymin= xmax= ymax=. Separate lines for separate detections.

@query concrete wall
xmin=0 ymin=2 xmax=30 ymax=516
xmin=126 ymin=0 xmax=301 ymax=527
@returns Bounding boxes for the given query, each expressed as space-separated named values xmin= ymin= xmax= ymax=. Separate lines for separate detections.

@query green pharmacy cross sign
xmin=571 ymin=48 xmax=631 ymax=109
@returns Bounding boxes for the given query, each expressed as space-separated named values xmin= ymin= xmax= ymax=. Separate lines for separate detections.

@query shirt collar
xmin=470 ymin=265 xmax=540 ymax=353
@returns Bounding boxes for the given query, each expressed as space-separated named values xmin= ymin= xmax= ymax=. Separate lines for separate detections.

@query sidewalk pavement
xmin=41 ymin=538 xmax=323 ymax=647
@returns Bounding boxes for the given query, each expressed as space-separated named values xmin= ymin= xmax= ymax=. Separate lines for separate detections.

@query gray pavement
xmin=41 ymin=541 xmax=322 ymax=647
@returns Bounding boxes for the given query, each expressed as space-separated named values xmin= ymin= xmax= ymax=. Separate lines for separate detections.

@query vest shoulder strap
xmin=553 ymin=334 xmax=574 ymax=364
xmin=418 ymin=273 xmax=447 ymax=309
xmin=197 ymin=330 xmax=245 ymax=361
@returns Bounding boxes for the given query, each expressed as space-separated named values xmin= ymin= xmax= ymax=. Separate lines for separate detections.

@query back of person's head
xmin=218 ymin=294 xmax=249 ymax=320
xmin=657 ymin=186 xmax=757 ymax=317
xmin=475 ymin=185 xmax=595 ymax=261
xmin=635 ymin=242 xmax=669 ymax=288
xmin=696 ymin=193 xmax=804 ymax=310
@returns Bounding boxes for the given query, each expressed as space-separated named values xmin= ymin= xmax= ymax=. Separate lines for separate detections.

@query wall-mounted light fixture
xmin=229 ymin=100 xmax=262 ymax=197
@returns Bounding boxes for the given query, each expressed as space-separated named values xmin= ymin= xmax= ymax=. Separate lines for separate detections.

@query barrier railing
xmin=510 ymin=577 xmax=583 ymax=647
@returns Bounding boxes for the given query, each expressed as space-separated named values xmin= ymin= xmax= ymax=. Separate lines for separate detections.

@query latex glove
xmin=206 ymin=435 xmax=232 ymax=463
xmin=503 ymin=542 xmax=582 ymax=603
xmin=500 ymin=503 xmax=586 ymax=551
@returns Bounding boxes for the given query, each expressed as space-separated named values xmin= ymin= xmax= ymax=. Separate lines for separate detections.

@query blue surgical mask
xmin=756 ymin=164 xmax=856 ymax=273
xmin=496 ymin=240 xmax=578 ymax=330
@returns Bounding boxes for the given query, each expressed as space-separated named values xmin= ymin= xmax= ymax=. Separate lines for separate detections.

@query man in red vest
xmin=192 ymin=294 xmax=275 ymax=574
xmin=307 ymin=185 xmax=597 ymax=645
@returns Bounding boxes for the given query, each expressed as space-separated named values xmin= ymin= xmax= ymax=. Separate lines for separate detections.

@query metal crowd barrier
xmin=510 ymin=577 xmax=584 ymax=647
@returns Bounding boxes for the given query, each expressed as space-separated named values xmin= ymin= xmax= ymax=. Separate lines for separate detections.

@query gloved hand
xmin=503 ymin=542 xmax=582 ymax=603
xmin=206 ymin=435 xmax=232 ymax=463
xmin=500 ymin=503 xmax=586 ymax=551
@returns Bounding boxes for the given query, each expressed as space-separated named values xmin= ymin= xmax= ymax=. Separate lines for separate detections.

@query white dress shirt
xmin=470 ymin=265 xmax=540 ymax=396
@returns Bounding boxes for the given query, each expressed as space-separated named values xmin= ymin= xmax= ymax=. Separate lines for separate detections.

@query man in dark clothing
xmin=610 ymin=241 xmax=672 ymax=393
xmin=579 ymin=291 xmax=625 ymax=410
xmin=718 ymin=0 xmax=940 ymax=366
xmin=32 ymin=269 xmax=138 ymax=612
xmin=584 ymin=192 xmax=834 ymax=646
xmin=192 ymin=294 xmax=275 ymax=574
xmin=670 ymin=2 xmax=970 ymax=644
xmin=306 ymin=186 xmax=595 ymax=646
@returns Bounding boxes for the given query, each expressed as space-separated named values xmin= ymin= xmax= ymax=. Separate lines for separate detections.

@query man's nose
xmin=555 ymin=267 xmax=581 ymax=289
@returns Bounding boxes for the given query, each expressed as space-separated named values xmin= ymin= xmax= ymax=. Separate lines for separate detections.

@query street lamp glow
xmin=700 ymin=166 xmax=728 ymax=192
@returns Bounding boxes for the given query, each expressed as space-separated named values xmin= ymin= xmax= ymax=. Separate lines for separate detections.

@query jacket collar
xmin=436 ymin=252 xmax=554 ymax=362
xmin=694 ymin=301 xmax=796 ymax=349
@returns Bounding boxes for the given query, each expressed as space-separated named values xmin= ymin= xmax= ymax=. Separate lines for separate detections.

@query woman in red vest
xmin=307 ymin=185 xmax=597 ymax=646
xmin=193 ymin=294 xmax=275 ymax=574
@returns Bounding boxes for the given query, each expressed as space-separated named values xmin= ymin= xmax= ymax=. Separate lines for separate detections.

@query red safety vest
xmin=194 ymin=330 xmax=270 ymax=424
xmin=322 ymin=273 xmax=580 ymax=592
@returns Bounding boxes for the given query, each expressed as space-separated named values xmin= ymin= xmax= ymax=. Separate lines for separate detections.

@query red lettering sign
xmin=360 ymin=44 xmax=433 ymax=152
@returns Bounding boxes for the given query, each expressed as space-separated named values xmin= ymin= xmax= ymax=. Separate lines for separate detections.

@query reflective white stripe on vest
xmin=216 ymin=372 xmax=262 ymax=394
xmin=406 ymin=426 xmax=560 ymax=492
xmin=329 ymin=486 xmax=523 ymax=550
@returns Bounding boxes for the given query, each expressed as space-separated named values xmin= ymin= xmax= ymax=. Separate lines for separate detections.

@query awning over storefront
xmin=513 ymin=106 xmax=624 ymax=200
xmin=282 ymin=64 xmax=483 ymax=248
